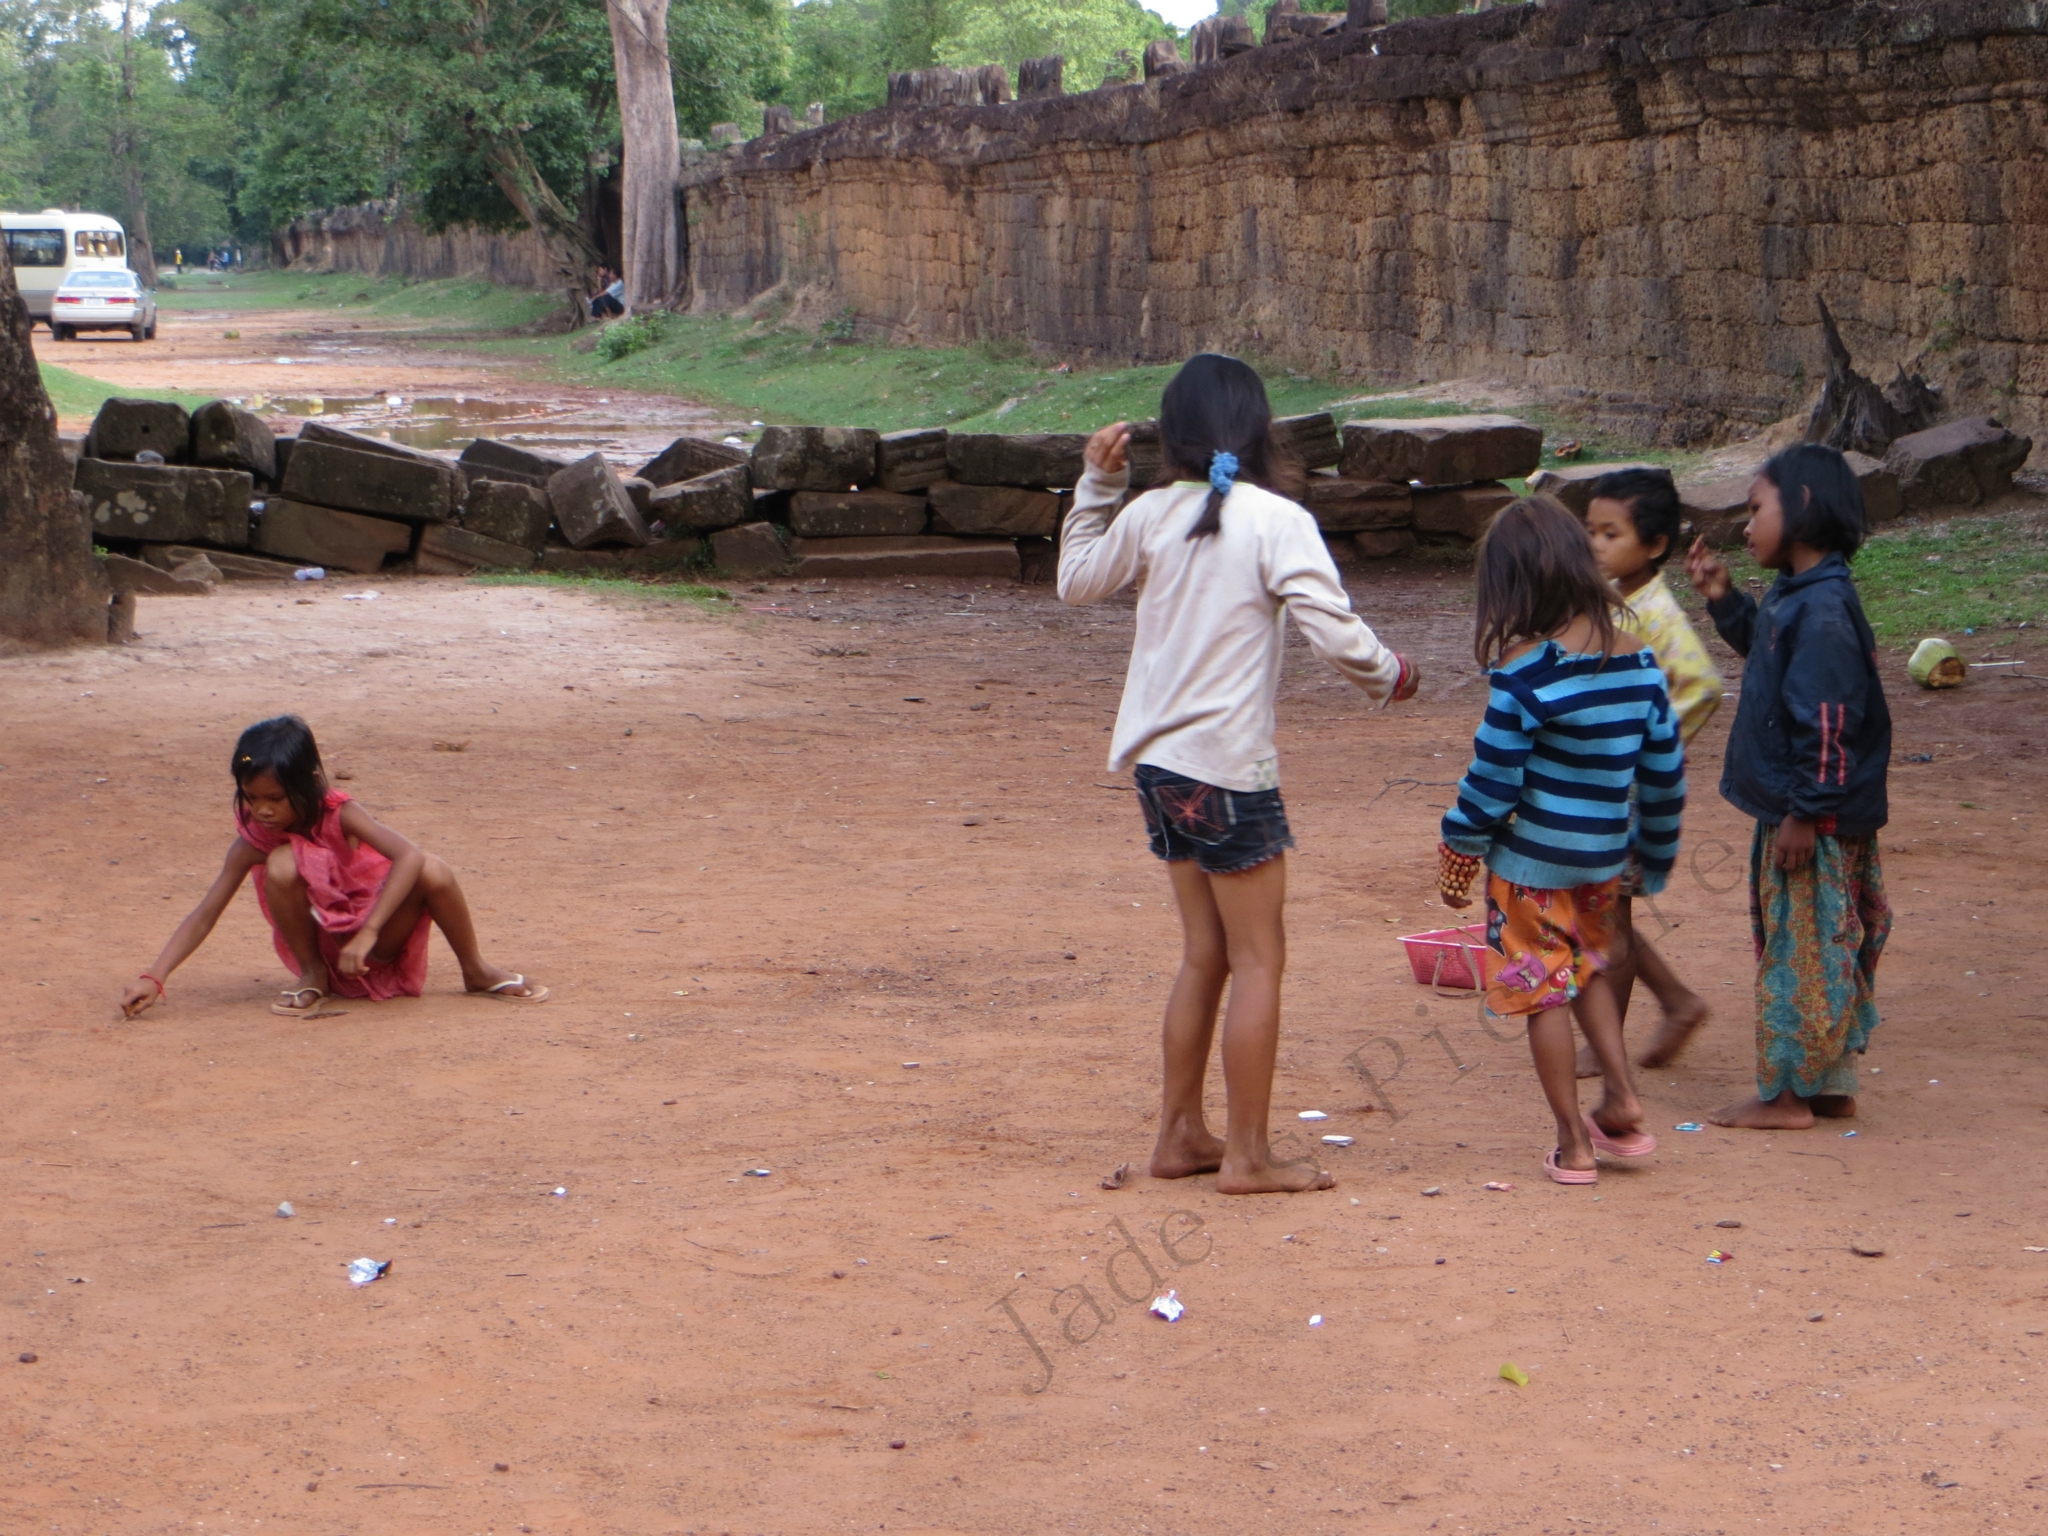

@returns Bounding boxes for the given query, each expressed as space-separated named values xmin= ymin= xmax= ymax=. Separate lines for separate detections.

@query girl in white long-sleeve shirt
xmin=1058 ymin=353 xmax=1418 ymax=1194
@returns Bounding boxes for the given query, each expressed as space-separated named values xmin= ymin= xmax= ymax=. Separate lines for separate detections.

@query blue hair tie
xmin=1208 ymin=450 xmax=1239 ymax=495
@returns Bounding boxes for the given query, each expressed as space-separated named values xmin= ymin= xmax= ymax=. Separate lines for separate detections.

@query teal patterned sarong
xmin=1749 ymin=821 xmax=1891 ymax=1099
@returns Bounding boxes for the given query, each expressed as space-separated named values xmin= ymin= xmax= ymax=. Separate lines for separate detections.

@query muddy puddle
xmin=243 ymin=391 xmax=748 ymax=469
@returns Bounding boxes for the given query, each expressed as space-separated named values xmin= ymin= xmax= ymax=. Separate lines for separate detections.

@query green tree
xmin=936 ymin=0 xmax=1174 ymax=92
xmin=0 ymin=34 xmax=37 ymax=206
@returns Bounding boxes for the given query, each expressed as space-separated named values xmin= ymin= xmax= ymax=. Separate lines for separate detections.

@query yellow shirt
xmin=1620 ymin=572 xmax=1722 ymax=743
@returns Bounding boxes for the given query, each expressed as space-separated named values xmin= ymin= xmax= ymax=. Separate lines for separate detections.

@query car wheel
xmin=130 ymin=324 xmax=145 ymax=341
xmin=53 ymin=324 xmax=72 ymax=341
xmin=144 ymin=321 xmax=157 ymax=340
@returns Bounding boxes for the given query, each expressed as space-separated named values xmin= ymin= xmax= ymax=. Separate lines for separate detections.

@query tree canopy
xmin=4 ymin=0 xmax=1478 ymax=271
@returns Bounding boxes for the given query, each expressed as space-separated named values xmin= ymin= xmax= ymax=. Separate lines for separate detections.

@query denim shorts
xmin=1134 ymin=764 xmax=1295 ymax=875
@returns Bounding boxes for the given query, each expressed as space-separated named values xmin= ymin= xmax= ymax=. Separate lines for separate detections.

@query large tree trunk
xmin=116 ymin=0 xmax=157 ymax=282
xmin=0 ymin=244 xmax=111 ymax=646
xmin=605 ymin=0 xmax=682 ymax=311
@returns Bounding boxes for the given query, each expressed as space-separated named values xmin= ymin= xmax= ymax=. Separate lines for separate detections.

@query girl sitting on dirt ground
xmin=118 ymin=715 xmax=546 ymax=1019
xmin=1437 ymin=495 xmax=1685 ymax=1185
xmin=1058 ymin=353 xmax=1419 ymax=1195
xmin=1686 ymin=445 xmax=1892 ymax=1130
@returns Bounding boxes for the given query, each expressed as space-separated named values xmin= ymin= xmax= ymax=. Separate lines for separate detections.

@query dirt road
xmin=37 ymin=293 xmax=738 ymax=463
xmin=2 ymin=561 xmax=2041 ymax=1534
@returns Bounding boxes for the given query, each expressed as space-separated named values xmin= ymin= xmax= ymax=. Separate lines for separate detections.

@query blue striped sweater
xmin=1440 ymin=642 xmax=1687 ymax=894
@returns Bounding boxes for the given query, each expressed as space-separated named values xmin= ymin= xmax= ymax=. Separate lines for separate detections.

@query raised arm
xmin=1057 ymin=422 xmax=1143 ymax=606
xmin=1688 ymin=536 xmax=1758 ymax=656
xmin=119 ymin=836 xmax=267 ymax=1018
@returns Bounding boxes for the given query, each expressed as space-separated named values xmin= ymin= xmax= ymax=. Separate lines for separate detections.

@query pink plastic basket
xmin=1399 ymin=924 xmax=1492 ymax=992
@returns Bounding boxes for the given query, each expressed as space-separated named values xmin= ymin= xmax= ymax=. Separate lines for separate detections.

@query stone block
xmin=1352 ymin=528 xmax=1418 ymax=559
xmin=102 ymin=552 xmax=216 ymax=594
xmin=1341 ymin=415 xmax=1543 ymax=485
xmin=253 ymin=499 xmax=414 ymax=573
xmin=537 ymin=540 xmax=708 ymax=576
xmin=1841 ymin=450 xmax=1903 ymax=525
xmin=710 ymin=520 xmax=790 ymax=575
xmin=750 ymin=425 xmax=879 ymax=491
xmin=417 ymin=522 xmax=536 ymax=571
xmin=458 ymin=479 xmax=553 ymax=551
xmin=623 ymin=475 xmax=657 ymax=521
xmin=76 ymin=460 xmax=254 ymax=547
xmin=459 ymin=437 xmax=570 ymax=487
xmin=928 ymin=481 xmax=1061 ymax=537
xmin=636 ymin=434 xmax=747 ymax=487
xmin=1276 ymin=412 xmax=1341 ymax=470
xmin=1678 ymin=476 xmax=1752 ymax=549
xmin=1126 ymin=421 xmax=1165 ymax=486
xmin=190 ymin=401 xmax=278 ymax=483
xmin=649 ymin=465 xmax=754 ymax=533
xmin=546 ymin=452 xmax=649 ymax=549
xmin=1300 ymin=473 xmax=1411 ymax=532
xmin=281 ymin=440 xmax=459 ymax=522
xmin=274 ymin=437 xmax=295 ymax=484
xmin=140 ymin=544 xmax=301 ymax=580
xmin=1525 ymin=462 xmax=1661 ymax=518
xmin=1884 ymin=416 xmax=2032 ymax=511
xmin=86 ymin=398 xmax=191 ymax=463
xmin=789 ymin=489 xmax=929 ymax=538
xmin=788 ymin=535 xmax=1021 ymax=581
xmin=1412 ymin=481 xmax=1515 ymax=541
xmin=877 ymin=428 xmax=949 ymax=492
xmin=946 ymin=432 xmax=1088 ymax=488
xmin=300 ymin=419 xmax=459 ymax=476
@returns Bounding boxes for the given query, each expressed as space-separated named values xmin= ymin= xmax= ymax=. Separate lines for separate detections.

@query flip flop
xmin=1583 ymin=1113 xmax=1658 ymax=1159
xmin=1544 ymin=1148 xmax=1598 ymax=1185
xmin=479 ymin=974 xmax=549 ymax=1003
xmin=272 ymin=985 xmax=329 ymax=1016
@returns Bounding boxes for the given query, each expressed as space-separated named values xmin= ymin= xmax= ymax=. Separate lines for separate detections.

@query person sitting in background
xmin=590 ymin=267 xmax=625 ymax=319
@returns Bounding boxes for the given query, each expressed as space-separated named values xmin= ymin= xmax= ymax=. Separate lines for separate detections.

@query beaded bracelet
xmin=1436 ymin=843 xmax=1483 ymax=906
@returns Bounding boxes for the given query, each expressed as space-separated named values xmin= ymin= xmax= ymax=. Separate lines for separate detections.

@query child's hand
xmin=1774 ymin=815 xmax=1816 ymax=872
xmin=118 ymin=977 xmax=159 ymax=1019
xmin=1685 ymin=536 xmax=1732 ymax=603
xmin=337 ymin=929 xmax=377 ymax=978
xmin=1437 ymin=843 xmax=1482 ymax=909
xmin=1390 ymin=654 xmax=1421 ymax=704
xmin=1084 ymin=421 xmax=1130 ymax=476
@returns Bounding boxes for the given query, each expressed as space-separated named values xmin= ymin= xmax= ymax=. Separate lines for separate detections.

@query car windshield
xmin=63 ymin=272 xmax=139 ymax=290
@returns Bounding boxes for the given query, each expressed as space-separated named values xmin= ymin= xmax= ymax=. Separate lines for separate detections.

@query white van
xmin=2 ymin=210 xmax=133 ymax=327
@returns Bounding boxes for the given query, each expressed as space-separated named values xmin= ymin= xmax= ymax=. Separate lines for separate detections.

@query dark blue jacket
xmin=1706 ymin=555 xmax=1891 ymax=835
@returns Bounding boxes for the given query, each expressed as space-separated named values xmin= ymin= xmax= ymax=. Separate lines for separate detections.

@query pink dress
xmin=236 ymin=788 xmax=431 ymax=1000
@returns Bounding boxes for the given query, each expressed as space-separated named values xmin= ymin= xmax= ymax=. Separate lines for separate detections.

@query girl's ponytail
xmin=1158 ymin=354 xmax=1298 ymax=541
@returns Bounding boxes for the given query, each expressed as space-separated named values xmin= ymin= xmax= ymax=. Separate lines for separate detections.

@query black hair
xmin=231 ymin=715 xmax=329 ymax=831
xmin=1473 ymin=494 xmax=1619 ymax=667
xmin=1588 ymin=466 xmax=1682 ymax=569
xmin=1760 ymin=443 xmax=1867 ymax=557
xmin=1158 ymin=353 xmax=1301 ymax=540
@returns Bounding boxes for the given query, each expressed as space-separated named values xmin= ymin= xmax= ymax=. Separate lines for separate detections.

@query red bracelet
xmin=139 ymin=973 xmax=165 ymax=999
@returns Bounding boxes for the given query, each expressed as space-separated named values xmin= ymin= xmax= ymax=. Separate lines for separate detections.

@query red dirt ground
xmin=3 ymin=555 xmax=2044 ymax=1536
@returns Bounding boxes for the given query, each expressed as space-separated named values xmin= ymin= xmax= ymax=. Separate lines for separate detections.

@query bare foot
xmin=1574 ymin=1044 xmax=1602 ymax=1080
xmin=1810 ymin=1095 xmax=1857 ymax=1119
xmin=1215 ymin=1156 xmax=1336 ymax=1195
xmin=1635 ymin=997 xmax=1710 ymax=1068
xmin=1708 ymin=1092 xmax=1816 ymax=1130
xmin=1150 ymin=1126 xmax=1226 ymax=1180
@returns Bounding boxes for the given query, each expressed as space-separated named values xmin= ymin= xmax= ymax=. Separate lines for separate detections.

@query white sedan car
xmin=49 ymin=269 xmax=157 ymax=341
